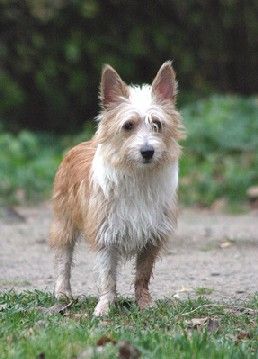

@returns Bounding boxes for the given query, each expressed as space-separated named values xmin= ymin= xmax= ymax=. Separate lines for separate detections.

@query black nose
xmin=140 ymin=145 xmax=154 ymax=161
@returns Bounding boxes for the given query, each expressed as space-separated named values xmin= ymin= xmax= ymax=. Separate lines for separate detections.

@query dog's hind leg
xmin=134 ymin=242 xmax=161 ymax=309
xmin=94 ymin=247 xmax=118 ymax=316
xmin=49 ymin=218 xmax=77 ymax=300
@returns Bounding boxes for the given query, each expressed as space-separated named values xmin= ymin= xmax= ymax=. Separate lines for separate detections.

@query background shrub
xmin=181 ymin=96 xmax=258 ymax=206
xmin=1 ymin=0 xmax=258 ymax=132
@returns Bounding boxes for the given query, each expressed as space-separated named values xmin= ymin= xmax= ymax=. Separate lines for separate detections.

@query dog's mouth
xmin=142 ymin=158 xmax=153 ymax=164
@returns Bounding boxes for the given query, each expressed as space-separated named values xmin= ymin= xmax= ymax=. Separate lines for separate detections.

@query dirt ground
xmin=1 ymin=204 xmax=257 ymax=303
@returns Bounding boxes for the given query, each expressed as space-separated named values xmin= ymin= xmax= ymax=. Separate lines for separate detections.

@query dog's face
xmin=96 ymin=62 xmax=184 ymax=170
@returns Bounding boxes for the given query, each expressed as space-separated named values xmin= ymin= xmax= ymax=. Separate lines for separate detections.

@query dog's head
xmin=96 ymin=62 xmax=184 ymax=170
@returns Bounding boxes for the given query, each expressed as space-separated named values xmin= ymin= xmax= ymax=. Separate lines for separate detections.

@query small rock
xmin=219 ymin=240 xmax=233 ymax=249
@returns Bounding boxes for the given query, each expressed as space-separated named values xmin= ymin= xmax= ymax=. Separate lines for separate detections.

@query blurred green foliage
xmin=0 ymin=123 xmax=95 ymax=204
xmin=1 ymin=0 xmax=258 ymax=132
xmin=0 ymin=131 xmax=62 ymax=203
xmin=1 ymin=95 xmax=257 ymax=207
xmin=181 ymin=95 xmax=258 ymax=206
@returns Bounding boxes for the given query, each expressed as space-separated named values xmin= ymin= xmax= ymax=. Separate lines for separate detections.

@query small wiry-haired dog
xmin=49 ymin=61 xmax=184 ymax=316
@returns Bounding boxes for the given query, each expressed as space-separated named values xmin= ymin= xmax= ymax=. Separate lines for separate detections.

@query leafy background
xmin=0 ymin=0 xmax=258 ymax=207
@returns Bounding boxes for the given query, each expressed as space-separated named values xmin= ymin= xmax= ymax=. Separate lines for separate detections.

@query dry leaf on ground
xmin=36 ymin=299 xmax=78 ymax=315
xmin=96 ymin=335 xmax=117 ymax=346
xmin=186 ymin=317 xmax=220 ymax=332
xmin=118 ymin=340 xmax=141 ymax=359
xmin=219 ymin=240 xmax=233 ymax=249
xmin=236 ymin=332 xmax=251 ymax=341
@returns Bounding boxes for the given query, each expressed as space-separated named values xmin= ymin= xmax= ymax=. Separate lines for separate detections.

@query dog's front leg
xmin=94 ymin=247 xmax=118 ymax=316
xmin=134 ymin=242 xmax=161 ymax=309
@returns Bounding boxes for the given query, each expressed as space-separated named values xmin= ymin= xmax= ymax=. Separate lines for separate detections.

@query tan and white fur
xmin=49 ymin=61 xmax=184 ymax=316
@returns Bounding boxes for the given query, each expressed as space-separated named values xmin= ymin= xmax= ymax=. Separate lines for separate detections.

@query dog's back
xmin=50 ymin=140 xmax=97 ymax=248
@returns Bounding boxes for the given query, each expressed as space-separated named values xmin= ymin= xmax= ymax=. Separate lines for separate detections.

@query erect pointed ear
xmin=100 ymin=64 xmax=129 ymax=108
xmin=152 ymin=61 xmax=178 ymax=103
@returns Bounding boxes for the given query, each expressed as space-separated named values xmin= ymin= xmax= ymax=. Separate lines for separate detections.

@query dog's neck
xmin=91 ymin=143 xmax=178 ymax=254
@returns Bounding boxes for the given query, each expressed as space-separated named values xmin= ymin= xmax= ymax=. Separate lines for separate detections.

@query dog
xmin=49 ymin=61 xmax=184 ymax=316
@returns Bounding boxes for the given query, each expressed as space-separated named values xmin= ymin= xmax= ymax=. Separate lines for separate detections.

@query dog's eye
xmin=123 ymin=121 xmax=134 ymax=131
xmin=152 ymin=118 xmax=162 ymax=132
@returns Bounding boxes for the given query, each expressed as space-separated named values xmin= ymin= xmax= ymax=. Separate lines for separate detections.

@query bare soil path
xmin=1 ymin=205 xmax=257 ymax=302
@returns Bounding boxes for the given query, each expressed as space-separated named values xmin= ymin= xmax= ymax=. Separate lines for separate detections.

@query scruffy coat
xmin=49 ymin=62 xmax=184 ymax=316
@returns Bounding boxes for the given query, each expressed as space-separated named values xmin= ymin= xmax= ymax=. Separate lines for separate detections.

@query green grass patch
xmin=0 ymin=279 xmax=31 ymax=287
xmin=0 ymin=291 xmax=257 ymax=358
xmin=195 ymin=287 xmax=214 ymax=296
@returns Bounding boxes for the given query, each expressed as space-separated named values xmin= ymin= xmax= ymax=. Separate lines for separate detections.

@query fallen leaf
xmin=36 ymin=299 xmax=78 ymax=315
xmin=206 ymin=318 xmax=220 ymax=332
xmin=27 ymin=327 xmax=35 ymax=336
xmin=173 ymin=287 xmax=193 ymax=298
xmin=177 ymin=287 xmax=192 ymax=293
xmin=186 ymin=317 xmax=207 ymax=329
xmin=225 ymin=306 xmax=257 ymax=316
xmin=97 ymin=335 xmax=116 ymax=346
xmin=236 ymin=332 xmax=251 ymax=341
xmin=219 ymin=240 xmax=233 ymax=249
xmin=63 ymin=312 xmax=88 ymax=320
xmin=118 ymin=340 xmax=141 ymax=359
xmin=186 ymin=317 xmax=220 ymax=332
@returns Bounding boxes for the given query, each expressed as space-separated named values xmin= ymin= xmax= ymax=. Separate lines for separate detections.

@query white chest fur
xmin=91 ymin=147 xmax=178 ymax=255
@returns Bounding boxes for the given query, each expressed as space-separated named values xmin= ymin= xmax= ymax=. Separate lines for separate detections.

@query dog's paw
xmin=136 ymin=290 xmax=153 ymax=310
xmin=93 ymin=291 xmax=117 ymax=316
xmin=93 ymin=302 xmax=110 ymax=317
xmin=54 ymin=287 xmax=72 ymax=301
xmin=93 ymin=295 xmax=115 ymax=317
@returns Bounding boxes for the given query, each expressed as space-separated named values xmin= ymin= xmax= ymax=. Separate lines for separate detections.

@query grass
xmin=0 ymin=291 xmax=257 ymax=358
xmin=195 ymin=287 xmax=214 ymax=296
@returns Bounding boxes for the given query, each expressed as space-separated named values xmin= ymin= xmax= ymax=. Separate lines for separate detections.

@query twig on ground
xmin=179 ymin=304 xmax=257 ymax=317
